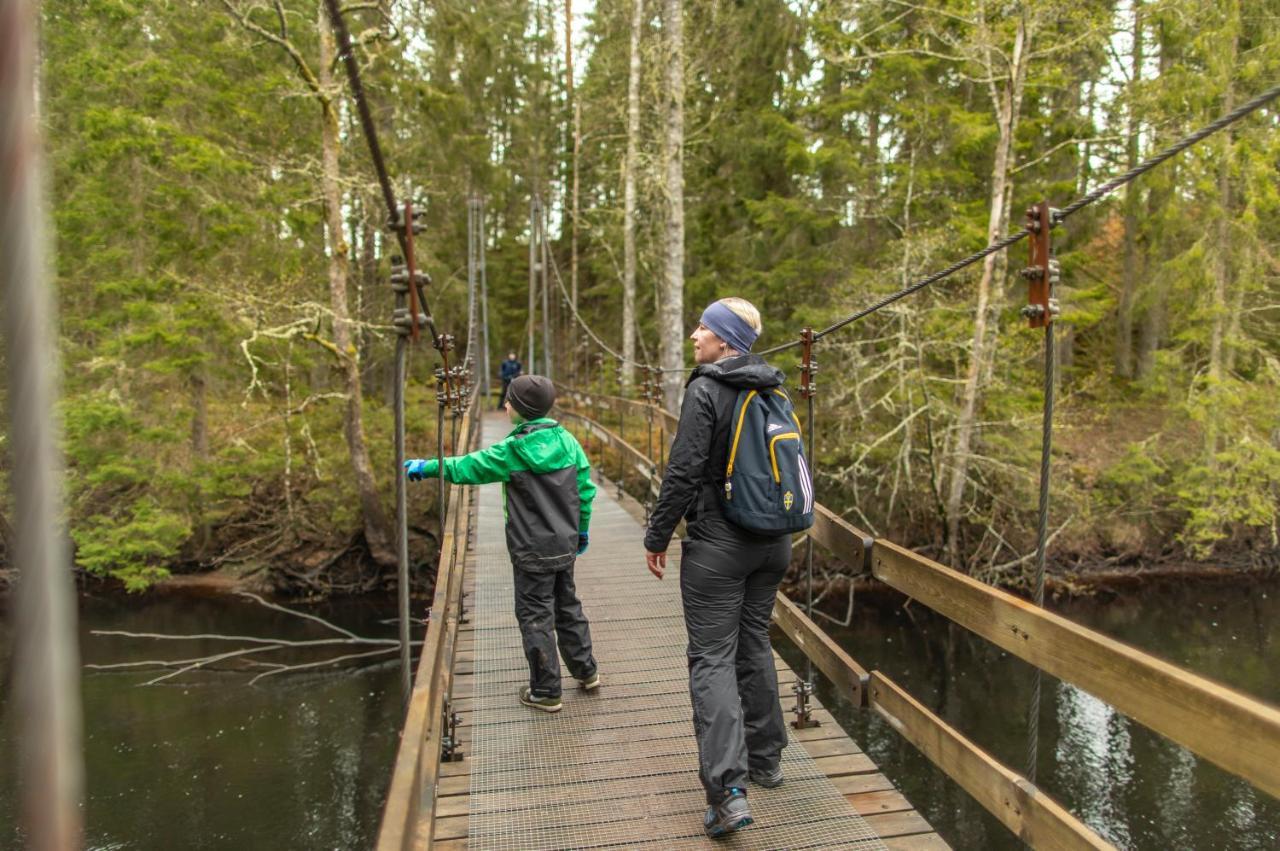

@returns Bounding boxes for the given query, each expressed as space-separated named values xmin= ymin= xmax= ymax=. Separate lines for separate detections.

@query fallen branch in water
xmin=85 ymin=592 xmax=419 ymax=685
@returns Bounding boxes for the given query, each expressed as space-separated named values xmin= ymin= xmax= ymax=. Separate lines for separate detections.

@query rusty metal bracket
xmin=441 ymin=698 xmax=464 ymax=762
xmin=799 ymin=327 xmax=817 ymax=400
xmin=791 ymin=678 xmax=819 ymax=729
xmin=1020 ymin=202 xmax=1062 ymax=329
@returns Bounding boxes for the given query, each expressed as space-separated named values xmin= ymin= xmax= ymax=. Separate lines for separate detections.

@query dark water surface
xmin=0 ymin=593 xmax=406 ymax=850
xmin=775 ymin=578 xmax=1279 ymax=851
xmin=1 ymin=581 xmax=1276 ymax=850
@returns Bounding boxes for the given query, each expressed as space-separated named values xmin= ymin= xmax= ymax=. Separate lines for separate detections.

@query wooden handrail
xmin=554 ymin=405 xmax=659 ymax=495
xmin=376 ymin=397 xmax=478 ymax=851
xmin=771 ymin=591 xmax=869 ymax=706
xmin=871 ymin=540 xmax=1280 ymax=799
xmin=870 ymin=673 xmax=1114 ymax=850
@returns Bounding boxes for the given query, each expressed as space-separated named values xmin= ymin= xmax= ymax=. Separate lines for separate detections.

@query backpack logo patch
xmin=783 ymin=490 xmax=794 ymax=511
xmin=767 ymin=423 xmax=785 ymax=433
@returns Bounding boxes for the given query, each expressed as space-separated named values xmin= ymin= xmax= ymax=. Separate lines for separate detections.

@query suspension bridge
xmin=4 ymin=2 xmax=1280 ymax=849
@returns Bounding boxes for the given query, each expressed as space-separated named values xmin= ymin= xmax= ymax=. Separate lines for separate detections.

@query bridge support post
xmin=1019 ymin=201 xmax=1061 ymax=781
xmin=390 ymin=199 xmax=429 ymax=706
xmin=792 ymin=328 xmax=821 ymax=730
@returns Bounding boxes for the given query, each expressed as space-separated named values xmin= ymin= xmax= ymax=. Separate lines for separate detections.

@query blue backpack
xmin=719 ymin=386 xmax=815 ymax=535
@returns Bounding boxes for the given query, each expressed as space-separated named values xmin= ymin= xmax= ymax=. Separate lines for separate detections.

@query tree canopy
xmin=18 ymin=0 xmax=1279 ymax=591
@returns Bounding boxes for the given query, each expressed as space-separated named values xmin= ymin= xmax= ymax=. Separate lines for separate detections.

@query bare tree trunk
xmin=1207 ymin=87 xmax=1235 ymax=470
xmin=1137 ymin=18 xmax=1174 ymax=378
xmin=660 ymin=0 xmax=685 ymax=411
xmin=318 ymin=8 xmax=392 ymax=564
xmin=945 ymin=14 xmax=1028 ymax=570
xmin=1116 ymin=0 xmax=1143 ymax=379
xmin=622 ymin=0 xmax=644 ymax=390
xmin=568 ymin=0 xmax=579 ymax=315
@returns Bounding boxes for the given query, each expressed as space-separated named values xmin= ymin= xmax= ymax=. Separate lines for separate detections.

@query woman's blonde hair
xmin=718 ymin=297 xmax=762 ymax=333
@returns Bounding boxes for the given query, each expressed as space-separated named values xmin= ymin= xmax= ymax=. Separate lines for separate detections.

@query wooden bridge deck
xmin=427 ymin=413 xmax=945 ymax=849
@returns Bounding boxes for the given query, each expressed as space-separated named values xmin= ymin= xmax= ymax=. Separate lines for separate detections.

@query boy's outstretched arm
xmin=405 ymin=439 xmax=520 ymax=486
xmin=575 ymin=443 xmax=596 ymax=534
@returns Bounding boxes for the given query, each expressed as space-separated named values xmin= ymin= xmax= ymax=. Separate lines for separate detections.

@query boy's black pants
xmin=513 ymin=563 xmax=596 ymax=698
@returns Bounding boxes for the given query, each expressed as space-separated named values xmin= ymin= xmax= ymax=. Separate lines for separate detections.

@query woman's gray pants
xmin=513 ymin=563 xmax=597 ymax=699
xmin=679 ymin=530 xmax=790 ymax=804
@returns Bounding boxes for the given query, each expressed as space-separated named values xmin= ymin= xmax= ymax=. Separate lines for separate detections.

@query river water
xmin=781 ymin=578 xmax=1280 ymax=850
xmin=0 ymin=580 xmax=1276 ymax=849
xmin=0 ymin=593 xmax=405 ymax=850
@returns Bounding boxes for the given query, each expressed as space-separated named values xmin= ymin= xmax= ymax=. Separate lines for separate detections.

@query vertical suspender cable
xmin=479 ymin=198 xmax=491 ymax=401
xmin=393 ymin=331 xmax=410 ymax=701
xmin=1022 ymin=203 xmax=1058 ymax=782
xmin=802 ymin=331 xmax=816 ymax=687
xmin=2 ymin=1 xmax=85 ymax=846
xmin=392 ymin=196 xmax=426 ymax=705
xmin=1025 ymin=314 xmax=1055 ymax=782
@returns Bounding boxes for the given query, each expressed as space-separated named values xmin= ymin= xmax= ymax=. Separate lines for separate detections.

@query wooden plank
xmin=810 ymin=752 xmax=878 ymax=776
xmin=863 ymin=810 xmax=937 ymax=839
xmin=830 ymin=772 xmax=897 ymax=796
xmin=771 ymin=591 xmax=868 ymax=706
xmin=869 ymin=672 xmax=1112 ymax=851
xmin=882 ymin=832 xmax=952 ymax=850
xmin=845 ymin=789 xmax=914 ymax=816
xmin=872 ymin=539 xmax=1280 ymax=800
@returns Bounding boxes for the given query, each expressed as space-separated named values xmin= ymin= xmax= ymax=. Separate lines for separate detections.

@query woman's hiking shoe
xmin=703 ymin=788 xmax=752 ymax=838
xmin=519 ymin=686 xmax=562 ymax=713
xmin=579 ymin=672 xmax=601 ymax=691
xmin=749 ymin=765 xmax=785 ymax=788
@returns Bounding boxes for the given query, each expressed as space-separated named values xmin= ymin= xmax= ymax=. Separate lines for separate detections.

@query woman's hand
xmin=646 ymin=550 xmax=666 ymax=580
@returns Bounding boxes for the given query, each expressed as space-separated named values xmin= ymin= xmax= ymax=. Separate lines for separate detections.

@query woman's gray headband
xmin=700 ymin=302 xmax=759 ymax=354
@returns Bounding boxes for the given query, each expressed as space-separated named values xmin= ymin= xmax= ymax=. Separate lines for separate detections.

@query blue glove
xmin=404 ymin=459 xmax=429 ymax=481
xmin=576 ymin=532 xmax=589 ymax=556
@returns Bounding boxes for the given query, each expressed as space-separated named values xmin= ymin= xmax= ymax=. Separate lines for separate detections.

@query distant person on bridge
xmin=645 ymin=297 xmax=806 ymax=839
xmin=405 ymin=375 xmax=599 ymax=713
xmin=498 ymin=350 xmax=522 ymax=409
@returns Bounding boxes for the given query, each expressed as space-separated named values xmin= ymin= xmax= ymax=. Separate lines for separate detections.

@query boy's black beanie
xmin=507 ymin=375 xmax=555 ymax=420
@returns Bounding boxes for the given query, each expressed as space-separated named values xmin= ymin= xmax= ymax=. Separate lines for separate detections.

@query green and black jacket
xmin=417 ymin=418 xmax=596 ymax=572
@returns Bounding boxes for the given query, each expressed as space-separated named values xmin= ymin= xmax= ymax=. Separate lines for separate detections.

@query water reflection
xmin=781 ymin=580 xmax=1280 ymax=851
xmin=0 ymin=593 xmax=405 ymax=850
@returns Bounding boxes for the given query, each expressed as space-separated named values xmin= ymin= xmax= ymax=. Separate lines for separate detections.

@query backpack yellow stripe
xmin=726 ymin=390 xmax=759 ymax=478
xmin=769 ymin=432 xmax=800 ymax=481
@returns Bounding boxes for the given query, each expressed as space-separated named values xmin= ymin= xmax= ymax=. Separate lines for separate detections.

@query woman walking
xmin=643 ymin=297 xmax=794 ymax=839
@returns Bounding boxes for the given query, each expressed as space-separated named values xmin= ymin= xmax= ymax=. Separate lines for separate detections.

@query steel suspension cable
xmin=757 ymin=80 xmax=1280 ymax=357
xmin=544 ymin=232 xmax=690 ymax=374
xmin=323 ymin=0 xmax=441 ymax=344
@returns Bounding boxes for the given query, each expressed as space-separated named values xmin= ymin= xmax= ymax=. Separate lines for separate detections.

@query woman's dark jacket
xmin=644 ymin=354 xmax=786 ymax=553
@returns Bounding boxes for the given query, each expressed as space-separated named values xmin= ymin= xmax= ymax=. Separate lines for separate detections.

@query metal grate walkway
xmin=462 ymin=413 xmax=892 ymax=850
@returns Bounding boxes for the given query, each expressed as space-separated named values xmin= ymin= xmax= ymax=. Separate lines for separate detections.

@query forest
xmin=14 ymin=0 xmax=1279 ymax=596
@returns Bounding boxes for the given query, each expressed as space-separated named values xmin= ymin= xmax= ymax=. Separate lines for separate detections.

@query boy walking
xmin=405 ymin=375 xmax=599 ymax=712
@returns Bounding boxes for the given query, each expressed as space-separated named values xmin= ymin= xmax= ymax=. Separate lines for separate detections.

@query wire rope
xmin=758 ymin=80 xmax=1280 ymax=357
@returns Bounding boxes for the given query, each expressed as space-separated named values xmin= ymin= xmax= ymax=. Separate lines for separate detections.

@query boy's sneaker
xmin=749 ymin=765 xmax=784 ymax=788
xmin=519 ymin=686 xmax=562 ymax=713
xmin=703 ymin=788 xmax=752 ymax=838
xmin=579 ymin=672 xmax=601 ymax=691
